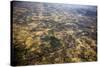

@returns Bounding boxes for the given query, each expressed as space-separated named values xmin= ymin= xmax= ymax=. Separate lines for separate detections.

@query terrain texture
xmin=11 ymin=1 xmax=97 ymax=66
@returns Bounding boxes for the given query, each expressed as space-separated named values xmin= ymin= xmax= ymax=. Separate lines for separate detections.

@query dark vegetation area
xmin=11 ymin=1 xmax=97 ymax=66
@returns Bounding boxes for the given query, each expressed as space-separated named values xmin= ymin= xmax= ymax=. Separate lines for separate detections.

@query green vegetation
xmin=12 ymin=1 xmax=97 ymax=66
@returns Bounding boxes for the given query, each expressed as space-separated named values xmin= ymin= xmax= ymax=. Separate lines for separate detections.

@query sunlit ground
xmin=11 ymin=1 xmax=97 ymax=66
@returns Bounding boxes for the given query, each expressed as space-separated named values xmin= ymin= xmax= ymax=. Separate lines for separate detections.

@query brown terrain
xmin=11 ymin=1 xmax=97 ymax=66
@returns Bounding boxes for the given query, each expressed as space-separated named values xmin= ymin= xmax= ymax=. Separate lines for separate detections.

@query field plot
xmin=11 ymin=1 xmax=97 ymax=66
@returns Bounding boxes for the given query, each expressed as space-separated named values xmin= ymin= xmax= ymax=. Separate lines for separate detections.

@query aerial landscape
xmin=11 ymin=1 xmax=97 ymax=66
